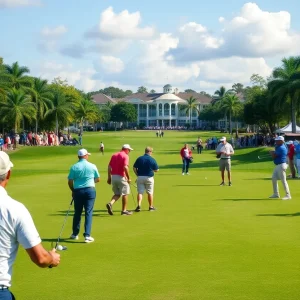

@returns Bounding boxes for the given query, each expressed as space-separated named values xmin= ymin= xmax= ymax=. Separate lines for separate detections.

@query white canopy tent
xmin=275 ymin=122 xmax=300 ymax=134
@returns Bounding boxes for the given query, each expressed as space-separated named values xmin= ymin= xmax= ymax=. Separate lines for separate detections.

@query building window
xmin=164 ymin=103 xmax=170 ymax=115
xmin=149 ymin=120 xmax=156 ymax=126
xmin=178 ymin=120 xmax=186 ymax=126
xmin=139 ymin=104 xmax=147 ymax=118
xmin=148 ymin=105 xmax=156 ymax=117
xmin=159 ymin=104 xmax=163 ymax=116
xmin=178 ymin=105 xmax=186 ymax=117
xmin=171 ymin=104 xmax=176 ymax=116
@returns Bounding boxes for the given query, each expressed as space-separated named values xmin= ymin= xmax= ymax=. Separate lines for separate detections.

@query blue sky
xmin=1 ymin=0 xmax=300 ymax=93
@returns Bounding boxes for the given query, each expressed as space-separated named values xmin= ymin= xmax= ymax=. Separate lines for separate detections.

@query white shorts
xmin=137 ymin=176 xmax=154 ymax=194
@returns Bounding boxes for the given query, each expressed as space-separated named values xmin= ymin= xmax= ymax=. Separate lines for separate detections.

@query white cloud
xmin=169 ymin=2 xmax=300 ymax=62
xmin=98 ymin=6 xmax=154 ymax=39
xmin=41 ymin=25 xmax=68 ymax=38
xmin=39 ymin=61 xmax=104 ymax=92
xmin=0 ymin=0 xmax=41 ymax=8
xmin=99 ymin=56 xmax=124 ymax=74
xmin=38 ymin=25 xmax=68 ymax=53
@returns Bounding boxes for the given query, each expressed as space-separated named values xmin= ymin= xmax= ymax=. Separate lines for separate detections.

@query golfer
xmin=180 ymin=144 xmax=192 ymax=175
xmin=68 ymin=149 xmax=100 ymax=243
xmin=0 ymin=152 xmax=60 ymax=300
xmin=269 ymin=136 xmax=291 ymax=200
xmin=286 ymin=141 xmax=296 ymax=178
xmin=106 ymin=144 xmax=133 ymax=216
xmin=99 ymin=141 xmax=104 ymax=155
xmin=216 ymin=137 xmax=234 ymax=186
xmin=133 ymin=146 xmax=159 ymax=212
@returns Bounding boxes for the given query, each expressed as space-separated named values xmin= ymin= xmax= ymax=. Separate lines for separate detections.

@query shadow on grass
xmin=41 ymin=237 xmax=86 ymax=244
xmin=49 ymin=209 xmax=111 ymax=217
xmin=216 ymin=198 xmax=277 ymax=201
xmin=257 ymin=212 xmax=300 ymax=217
xmin=174 ymin=184 xmax=219 ymax=187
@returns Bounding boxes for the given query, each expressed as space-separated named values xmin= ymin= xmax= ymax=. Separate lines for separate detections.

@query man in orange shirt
xmin=106 ymin=144 xmax=133 ymax=216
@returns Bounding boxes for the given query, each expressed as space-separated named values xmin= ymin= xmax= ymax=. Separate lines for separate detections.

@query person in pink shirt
xmin=106 ymin=144 xmax=134 ymax=216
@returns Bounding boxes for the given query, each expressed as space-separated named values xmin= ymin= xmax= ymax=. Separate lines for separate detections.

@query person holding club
xmin=68 ymin=149 xmax=100 ymax=243
xmin=0 ymin=152 xmax=60 ymax=300
xmin=269 ymin=136 xmax=292 ymax=200
xmin=133 ymin=146 xmax=159 ymax=212
xmin=106 ymin=144 xmax=134 ymax=216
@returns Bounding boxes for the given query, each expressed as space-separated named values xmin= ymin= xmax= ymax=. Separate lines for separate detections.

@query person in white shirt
xmin=216 ymin=137 xmax=234 ymax=186
xmin=0 ymin=152 xmax=60 ymax=299
xmin=99 ymin=142 xmax=104 ymax=155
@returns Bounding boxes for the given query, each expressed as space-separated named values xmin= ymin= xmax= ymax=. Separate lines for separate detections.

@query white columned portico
xmin=146 ymin=104 xmax=149 ymax=126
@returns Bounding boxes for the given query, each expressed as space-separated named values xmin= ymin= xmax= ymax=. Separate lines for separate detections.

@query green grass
xmin=7 ymin=131 xmax=300 ymax=300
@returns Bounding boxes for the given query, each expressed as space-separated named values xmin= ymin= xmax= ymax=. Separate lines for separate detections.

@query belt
xmin=0 ymin=286 xmax=8 ymax=290
xmin=221 ymin=158 xmax=230 ymax=160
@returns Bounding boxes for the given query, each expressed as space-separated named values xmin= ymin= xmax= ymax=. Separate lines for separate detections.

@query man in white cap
xmin=216 ymin=137 xmax=234 ymax=186
xmin=286 ymin=140 xmax=296 ymax=178
xmin=68 ymin=149 xmax=100 ymax=243
xmin=269 ymin=136 xmax=291 ymax=200
xmin=106 ymin=144 xmax=133 ymax=216
xmin=0 ymin=152 xmax=60 ymax=299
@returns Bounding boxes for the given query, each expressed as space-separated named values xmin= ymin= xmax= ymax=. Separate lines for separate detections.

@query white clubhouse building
xmin=93 ymin=84 xmax=213 ymax=128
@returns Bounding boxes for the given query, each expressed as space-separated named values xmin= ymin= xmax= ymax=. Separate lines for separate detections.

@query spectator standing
xmin=286 ymin=141 xmax=296 ymax=178
xmin=216 ymin=137 xmax=234 ymax=186
xmin=180 ymin=144 xmax=192 ymax=175
xmin=196 ymin=137 xmax=202 ymax=154
xmin=133 ymin=147 xmax=159 ymax=212
xmin=0 ymin=135 xmax=3 ymax=151
xmin=99 ymin=142 xmax=104 ymax=155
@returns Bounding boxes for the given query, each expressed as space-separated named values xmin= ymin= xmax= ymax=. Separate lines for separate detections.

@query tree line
xmin=0 ymin=59 xmax=137 ymax=133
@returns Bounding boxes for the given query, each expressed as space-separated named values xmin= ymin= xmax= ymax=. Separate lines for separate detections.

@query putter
xmin=53 ymin=198 xmax=74 ymax=251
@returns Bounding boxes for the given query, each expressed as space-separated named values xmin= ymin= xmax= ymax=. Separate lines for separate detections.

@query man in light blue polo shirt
xmin=133 ymin=146 xmax=159 ymax=212
xmin=68 ymin=149 xmax=100 ymax=243
xmin=269 ymin=136 xmax=291 ymax=200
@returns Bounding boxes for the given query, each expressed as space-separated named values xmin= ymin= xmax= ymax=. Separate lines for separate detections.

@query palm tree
xmin=0 ymin=61 xmax=32 ymax=90
xmin=213 ymin=86 xmax=234 ymax=131
xmin=268 ymin=56 xmax=300 ymax=133
xmin=30 ymin=78 xmax=54 ymax=132
xmin=180 ymin=96 xmax=199 ymax=126
xmin=220 ymin=94 xmax=241 ymax=134
xmin=76 ymin=98 xmax=99 ymax=132
xmin=0 ymin=89 xmax=36 ymax=132
xmin=45 ymin=92 xmax=75 ymax=134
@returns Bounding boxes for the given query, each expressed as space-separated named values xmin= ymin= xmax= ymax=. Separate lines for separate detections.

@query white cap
xmin=122 ymin=144 xmax=134 ymax=150
xmin=286 ymin=140 xmax=293 ymax=145
xmin=294 ymin=140 xmax=299 ymax=145
xmin=0 ymin=152 xmax=14 ymax=176
xmin=275 ymin=136 xmax=284 ymax=141
xmin=219 ymin=137 xmax=226 ymax=141
xmin=78 ymin=149 xmax=91 ymax=157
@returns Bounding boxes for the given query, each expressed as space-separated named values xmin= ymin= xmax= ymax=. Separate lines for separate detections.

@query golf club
xmin=129 ymin=182 xmax=137 ymax=207
xmin=257 ymin=154 xmax=270 ymax=160
xmin=52 ymin=198 xmax=74 ymax=251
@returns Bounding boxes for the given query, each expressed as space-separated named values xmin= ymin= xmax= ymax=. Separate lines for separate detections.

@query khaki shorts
xmin=111 ymin=175 xmax=130 ymax=196
xmin=219 ymin=159 xmax=231 ymax=171
xmin=137 ymin=176 xmax=154 ymax=194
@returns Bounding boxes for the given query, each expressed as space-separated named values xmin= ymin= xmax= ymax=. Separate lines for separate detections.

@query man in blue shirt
xmin=133 ymin=147 xmax=159 ymax=212
xmin=269 ymin=136 xmax=291 ymax=200
xmin=68 ymin=149 xmax=100 ymax=243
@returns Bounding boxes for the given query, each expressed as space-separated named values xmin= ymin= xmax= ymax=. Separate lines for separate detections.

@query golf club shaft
xmin=129 ymin=182 xmax=137 ymax=206
xmin=55 ymin=198 xmax=74 ymax=248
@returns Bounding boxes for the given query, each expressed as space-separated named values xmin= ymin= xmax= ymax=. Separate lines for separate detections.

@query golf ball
xmin=56 ymin=245 xmax=64 ymax=251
